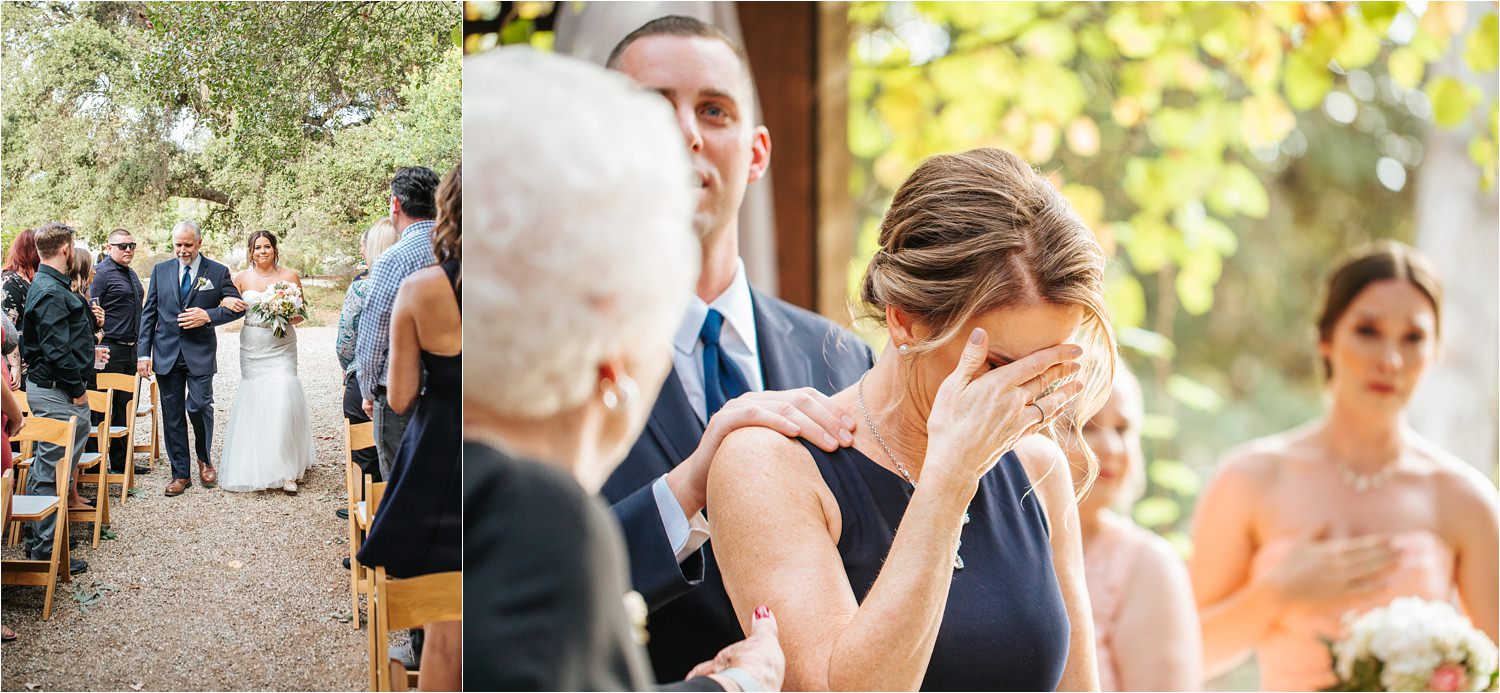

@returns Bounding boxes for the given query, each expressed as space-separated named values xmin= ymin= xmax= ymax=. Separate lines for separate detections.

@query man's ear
xmin=746 ymin=126 xmax=771 ymax=184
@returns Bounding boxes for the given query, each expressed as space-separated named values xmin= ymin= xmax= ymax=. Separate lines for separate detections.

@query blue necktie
xmin=179 ymin=265 xmax=192 ymax=302
xmin=700 ymin=309 xmax=750 ymax=420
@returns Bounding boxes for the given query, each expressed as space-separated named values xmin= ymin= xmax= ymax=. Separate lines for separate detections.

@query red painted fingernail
xmin=754 ymin=605 xmax=770 ymax=620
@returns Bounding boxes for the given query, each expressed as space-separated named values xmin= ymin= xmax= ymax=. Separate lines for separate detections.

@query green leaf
xmin=1357 ymin=2 xmax=1404 ymax=35
xmin=1133 ymin=496 xmax=1181 ymax=527
xmin=1166 ymin=374 xmax=1224 ymax=412
xmin=1117 ymin=326 xmax=1176 ymax=360
xmin=1105 ymin=269 xmax=1147 ymax=329
xmin=1018 ymin=21 xmax=1076 ymax=62
xmin=1149 ymin=459 xmax=1202 ymax=495
xmin=1121 ymin=214 xmax=1174 ymax=273
xmin=1334 ymin=15 xmax=1382 ymax=70
xmin=1387 ymin=47 xmax=1426 ymax=91
xmin=1284 ymin=51 xmax=1333 ymax=110
xmin=1427 ymin=77 xmax=1480 ymax=127
xmin=1209 ymin=163 xmax=1269 ymax=219
xmin=1105 ymin=6 xmax=1166 ymax=59
xmin=1138 ymin=413 xmax=1180 ymax=440
xmin=1464 ymin=13 xmax=1499 ymax=73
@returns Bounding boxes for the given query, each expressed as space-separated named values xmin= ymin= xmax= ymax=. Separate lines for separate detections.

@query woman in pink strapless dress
xmin=1190 ymin=242 xmax=1499 ymax=692
xmin=1071 ymin=362 xmax=1201 ymax=691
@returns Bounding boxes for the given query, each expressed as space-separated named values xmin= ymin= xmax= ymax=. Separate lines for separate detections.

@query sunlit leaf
xmin=1166 ymin=373 xmax=1224 ymax=412
xmin=1149 ymin=459 xmax=1202 ymax=495
xmin=1387 ymin=47 xmax=1426 ymax=91
xmin=1284 ymin=51 xmax=1333 ymax=110
xmin=1464 ymin=13 xmax=1499 ymax=73
xmin=1105 ymin=268 xmax=1146 ymax=329
xmin=1138 ymin=412 xmax=1179 ymax=440
xmin=1334 ymin=14 xmax=1382 ymax=70
xmin=1066 ymin=116 xmax=1101 ymax=156
xmin=1358 ymin=2 xmax=1404 ymax=35
xmin=1427 ymin=76 xmax=1480 ymax=127
xmin=1133 ymin=496 xmax=1181 ymax=527
xmin=1239 ymin=92 xmax=1296 ymax=148
xmin=1121 ymin=212 xmax=1175 ymax=273
xmin=1119 ymin=328 xmax=1176 ymax=361
xmin=1208 ymin=163 xmax=1269 ymax=219
xmin=1105 ymin=6 xmax=1166 ymax=59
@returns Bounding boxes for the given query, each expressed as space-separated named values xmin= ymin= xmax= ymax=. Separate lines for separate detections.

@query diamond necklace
xmin=1335 ymin=459 xmax=1397 ymax=492
xmin=857 ymin=373 xmax=970 ymax=570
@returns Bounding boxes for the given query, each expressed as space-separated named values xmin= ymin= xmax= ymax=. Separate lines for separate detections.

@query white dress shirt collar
xmin=671 ymin=259 xmax=763 ymax=424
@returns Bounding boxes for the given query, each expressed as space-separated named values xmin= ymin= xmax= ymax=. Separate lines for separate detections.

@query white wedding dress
xmin=218 ymin=289 xmax=315 ymax=492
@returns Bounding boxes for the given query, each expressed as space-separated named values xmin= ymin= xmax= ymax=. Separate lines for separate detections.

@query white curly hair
xmin=464 ymin=47 xmax=699 ymax=419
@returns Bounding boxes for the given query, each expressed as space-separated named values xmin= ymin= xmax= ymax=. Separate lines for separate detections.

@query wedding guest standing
xmin=358 ymin=164 xmax=462 ymax=691
xmin=1068 ymin=362 xmax=1201 ymax=691
xmin=91 ymin=229 xmax=145 ymax=476
xmin=463 ymin=48 xmax=783 ymax=692
xmin=601 ymin=18 xmax=871 ymax=681
xmin=19 ymin=222 xmax=95 ymax=574
xmin=354 ymin=166 xmax=440 ymax=481
xmin=3 ymin=229 xmax=39 ymax=389
xmin=336 ymin=218 xmax=399 ymax=484
xmin=709 ymin=148 xmax=1109 ymax=691
xmin=1190 ymin=241 xmax=1499 ymax=691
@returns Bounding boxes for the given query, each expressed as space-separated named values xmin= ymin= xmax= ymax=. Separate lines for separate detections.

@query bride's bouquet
xmin=1325 ymin=596 xmax=1498 ymax=692
xmin=250 ymin=281 xmax=308 ymax=338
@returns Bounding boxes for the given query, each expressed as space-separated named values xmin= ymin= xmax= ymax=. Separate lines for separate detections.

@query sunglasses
xmin=110 ymin=243 xmax=137 ymax=250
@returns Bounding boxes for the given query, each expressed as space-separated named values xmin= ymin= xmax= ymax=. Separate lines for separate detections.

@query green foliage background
xmin=1 ymin=1 xmax=461 ymax=275
xmin=847 ymin=1 xmax=1497 ymax=552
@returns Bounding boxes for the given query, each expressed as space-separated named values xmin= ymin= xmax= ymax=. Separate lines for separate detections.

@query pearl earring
xmin=897 ymin=344 xmax=910 ymax=354
xmin=601 ymin=373 xmax=640 ymax=411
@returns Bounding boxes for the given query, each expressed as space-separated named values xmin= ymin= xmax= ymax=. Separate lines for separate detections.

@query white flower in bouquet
xmin=1326 ymin=596 xmax=1498 ymax=692
xmin=250 ymin=280 xmax=308 ymax=338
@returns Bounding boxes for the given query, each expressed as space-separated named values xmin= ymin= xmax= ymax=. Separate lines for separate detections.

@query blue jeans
xmin=372 ymin=391 xmax=411 ymax=481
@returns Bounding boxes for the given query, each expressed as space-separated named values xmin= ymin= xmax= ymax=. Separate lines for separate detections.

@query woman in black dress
xmin=710 ymin=148 xmax=1112 ymax=691
xmin=358 ymin=164 xmax=462 ymax=691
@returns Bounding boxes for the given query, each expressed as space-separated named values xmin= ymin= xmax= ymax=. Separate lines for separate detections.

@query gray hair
xmin=172 ymin=220 xmax=201 ymax=240
xmin=464 ymin=47 xmax=699 ymax=419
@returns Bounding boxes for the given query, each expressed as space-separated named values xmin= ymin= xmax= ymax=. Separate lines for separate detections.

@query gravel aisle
xmin=2 ymin=326 xmax=368 ymax=691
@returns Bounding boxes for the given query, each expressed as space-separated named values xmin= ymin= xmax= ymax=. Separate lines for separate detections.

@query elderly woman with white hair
xmin=462 ymin=47 xmax=785 ymax=692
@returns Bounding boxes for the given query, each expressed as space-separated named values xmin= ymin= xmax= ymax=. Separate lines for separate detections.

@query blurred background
xmin=478 ymin=4 xmax=1497 ymax=686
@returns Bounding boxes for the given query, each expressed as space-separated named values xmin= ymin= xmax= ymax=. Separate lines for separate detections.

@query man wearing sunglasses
xmin=90 ymin=228 xmax=146 ymax=475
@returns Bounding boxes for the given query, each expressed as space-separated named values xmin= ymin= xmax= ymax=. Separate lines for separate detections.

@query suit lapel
xmin=645 ymin=366 xmax=705 ymax=468
xmin=164 ymin=262 xmax=183 ymax=313
xmin=752 ymin=288 xmax=812 ymax=392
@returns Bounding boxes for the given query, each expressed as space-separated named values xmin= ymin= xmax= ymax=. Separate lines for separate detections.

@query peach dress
xmin=1249 ymin=530 xmax=1457 ymax=691
xmin=1083 ymin=513 xmax=1155 ymax=692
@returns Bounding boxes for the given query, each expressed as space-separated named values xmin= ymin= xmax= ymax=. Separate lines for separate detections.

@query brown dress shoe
xmin=165 ymin=478 xmax=191 ymax=496
xmin=199 ymin=462 xmax=217 ymax=488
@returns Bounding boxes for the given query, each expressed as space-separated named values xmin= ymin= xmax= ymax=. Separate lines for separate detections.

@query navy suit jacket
xmin=601 ymin=288 xmax=873 ymax=681
xmin=138 ymin=257 xmax=244 ymax=375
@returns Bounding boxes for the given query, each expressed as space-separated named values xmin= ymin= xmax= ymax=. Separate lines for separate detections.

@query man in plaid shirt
xmin=355 ymin=166 xmax=441 ymax=478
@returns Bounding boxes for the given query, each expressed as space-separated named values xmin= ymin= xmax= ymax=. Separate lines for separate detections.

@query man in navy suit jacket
xmin=137 ymin=220 xmax=244 ymax=496
xmin=601 ymin=16 xmax=875 ymax=681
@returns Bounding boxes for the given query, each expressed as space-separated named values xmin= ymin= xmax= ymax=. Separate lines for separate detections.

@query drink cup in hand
xmin=94 ymin=345 xmax=110 ymax=370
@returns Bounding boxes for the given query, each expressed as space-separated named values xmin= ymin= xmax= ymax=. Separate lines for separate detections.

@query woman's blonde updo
xmin=859 ymin=147 xmax=1117 ymax=493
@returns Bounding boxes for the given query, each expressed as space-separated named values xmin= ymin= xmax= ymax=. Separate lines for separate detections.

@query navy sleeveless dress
xmin=357 ymin=259 xmax=461 ymax=578
xmin=804 ymin=442 xmax=1070 ymax=691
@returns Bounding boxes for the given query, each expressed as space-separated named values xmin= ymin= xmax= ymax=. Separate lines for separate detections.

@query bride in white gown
xmin=218 ymin=230 xmax=315 ymax=493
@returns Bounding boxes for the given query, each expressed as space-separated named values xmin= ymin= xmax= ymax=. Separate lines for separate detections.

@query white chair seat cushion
xmin=10 ymin=494 xmax=59 ymax=518
xmin=356 ymin=501 xmax=367 ymax=525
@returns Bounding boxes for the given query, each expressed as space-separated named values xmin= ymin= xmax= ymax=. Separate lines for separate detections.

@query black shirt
xmin=89 ymin=256 xmax=143 ymax=343
xmin=20 ymin=264 xmax=96 ymax=399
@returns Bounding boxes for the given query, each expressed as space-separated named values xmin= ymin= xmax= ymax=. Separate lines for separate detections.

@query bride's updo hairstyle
xmin=859 ymin=147 xmax=1116 ymax=490
xmin=246 ymin=230 xmax=279 ymax=267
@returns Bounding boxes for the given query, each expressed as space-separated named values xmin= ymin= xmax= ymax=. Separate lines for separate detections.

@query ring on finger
xmin=1027 ymin=401 xmax=1047 ymax=421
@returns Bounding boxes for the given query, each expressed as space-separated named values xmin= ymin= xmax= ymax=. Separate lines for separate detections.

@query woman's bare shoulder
xmin=715 ymin=427 xmax=823 ymax=487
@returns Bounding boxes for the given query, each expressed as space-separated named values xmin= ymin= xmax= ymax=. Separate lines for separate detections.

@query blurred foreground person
xmin=462 ymin=47 xmax=783 ymax=692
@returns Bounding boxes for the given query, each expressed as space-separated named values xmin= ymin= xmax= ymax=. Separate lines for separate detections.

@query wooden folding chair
xmin=362 ymin=479 xmax=389 ymax=690
xmin=131 ymin=376 xmax=160 ymax=473
xmin=346 ymin=420 xmax=377 ymax=629
xmin=12 ymin=390 xmax=27 ymax=415
xmin=369 ymin=569 xmax=461 ymax=692
xmin=96 ymin=372 xmax=140 ymax=504
xmin=70 ymin=391 xmax=112 ymax=548
xmin=2 ymin=467 xmax=14 ymax=541
xmin=2 ymin=415 xmax=78 ymax=620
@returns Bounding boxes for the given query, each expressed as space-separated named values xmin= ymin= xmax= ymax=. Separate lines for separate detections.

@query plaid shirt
xmin=355 ymin=220 xmax=435 ymax=401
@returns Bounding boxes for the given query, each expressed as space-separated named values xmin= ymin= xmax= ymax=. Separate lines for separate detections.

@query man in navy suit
xmin=137 ymin=220 xmax=244 ymax=496
xmin=600 ymin=16 xmax=875 ymax=681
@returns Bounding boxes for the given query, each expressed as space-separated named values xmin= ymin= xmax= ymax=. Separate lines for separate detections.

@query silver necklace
xmin=1335 ymin=459 xmax=1397 ymax=492
xmin=857 ymin=373 xmax=970 ymax=570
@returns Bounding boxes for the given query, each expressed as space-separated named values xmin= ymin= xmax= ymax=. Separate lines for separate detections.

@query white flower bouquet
xmin=250 ymin=280 xmax=307 ymax=338
xmin=1325 ymin=596 xmax=1498 ymax=691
